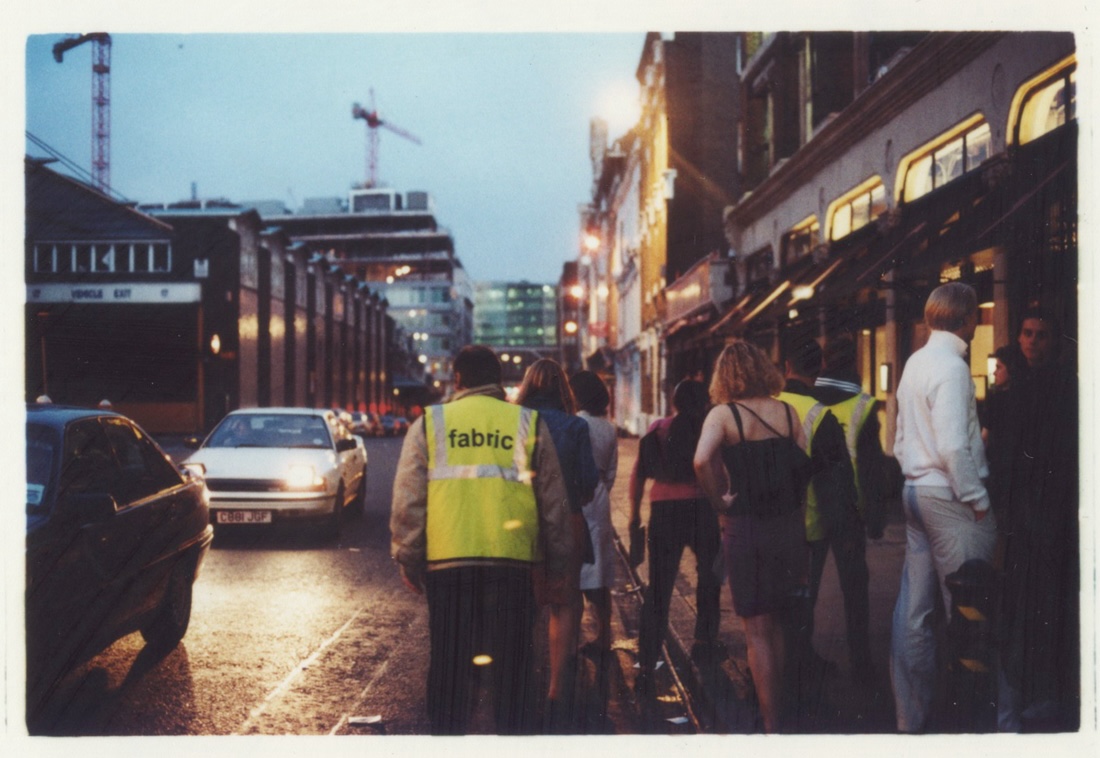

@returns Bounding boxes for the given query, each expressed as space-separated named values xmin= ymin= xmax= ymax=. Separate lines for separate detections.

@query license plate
xmin=216 ymin=510 xmax=272 ymax=524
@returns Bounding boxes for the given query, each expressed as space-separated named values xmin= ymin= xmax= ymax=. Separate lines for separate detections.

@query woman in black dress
xmin=694 ymin=340 xmax=810 ymax=733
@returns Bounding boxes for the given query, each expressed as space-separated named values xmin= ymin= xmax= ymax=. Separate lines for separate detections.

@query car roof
xmin=225 ymin=407 xmax=336 ymax=418
xmin=26 ymin=405 xmax=124 ymax=427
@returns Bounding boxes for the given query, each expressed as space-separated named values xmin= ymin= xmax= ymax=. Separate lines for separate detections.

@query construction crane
xmin=352 ymin=89 xmax=421 ymax=188
xmin=52 ymin=32 xmax=112 ymax=193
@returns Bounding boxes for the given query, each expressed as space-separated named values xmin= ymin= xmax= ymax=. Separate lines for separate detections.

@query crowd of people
xmin=389 ymin=282 xmax=1078 ymax=735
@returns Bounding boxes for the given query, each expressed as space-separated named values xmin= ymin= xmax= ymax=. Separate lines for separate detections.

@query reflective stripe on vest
xmin=823 ymin=392 xmax=876 ymax=515
xmin=777 ymin=391 xmax=829 ymax=541
xmin=424 ymin=396 xmax=540 ymax=565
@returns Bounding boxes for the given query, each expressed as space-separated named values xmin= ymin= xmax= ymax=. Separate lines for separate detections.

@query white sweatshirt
xmin=894 ymin=330 xmax=990 ymax=512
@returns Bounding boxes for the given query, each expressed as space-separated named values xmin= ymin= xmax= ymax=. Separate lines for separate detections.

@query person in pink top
xmin=629 ymin=379 xmax=724 ymax=694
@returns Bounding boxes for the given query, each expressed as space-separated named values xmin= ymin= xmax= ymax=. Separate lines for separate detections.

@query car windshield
xmin=26 ymin=423 xmax=58 ymax=511
xmin=205 ymin=414 xmax=333 ymax=449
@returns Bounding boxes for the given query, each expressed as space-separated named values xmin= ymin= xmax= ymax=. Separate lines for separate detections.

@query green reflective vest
xmin=424 ymin=395 xmax=540 ymax=566
xmin=818 ymin=392 xmax=877 ymax=517
xmin=777 ymin=391 xmax=829 ymax=541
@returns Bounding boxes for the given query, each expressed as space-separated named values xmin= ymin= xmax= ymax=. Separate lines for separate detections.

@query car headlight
xmin=285 ymin=463 xmax=325 ymax=491
xmin=182 ymin=462 xmax=206 ymax=478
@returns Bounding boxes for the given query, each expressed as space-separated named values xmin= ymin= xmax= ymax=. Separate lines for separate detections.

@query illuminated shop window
xmin=1016 ymin=66 xmax=1076 ymax=145
xmin=782 ymin=216 xmax=820 ymax=267
xmin=902 ymin=120 xmax=992 ymax=202
xmin=829 ymin=180 xmax=886 ymax=241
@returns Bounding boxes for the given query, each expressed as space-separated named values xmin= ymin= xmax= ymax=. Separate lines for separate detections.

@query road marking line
xmin=328 ymin=656 xmax=392 ymax=736
xmin=235 ymin=605 xmax=369 ymax=735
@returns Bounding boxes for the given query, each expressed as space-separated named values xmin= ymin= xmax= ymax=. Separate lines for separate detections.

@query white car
xmin=183 ymin=408 xmax=367 ymax=539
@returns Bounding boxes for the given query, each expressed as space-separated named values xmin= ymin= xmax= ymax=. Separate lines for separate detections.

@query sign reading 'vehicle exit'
xmin=26 ymin=283 xmax=202 ymax=304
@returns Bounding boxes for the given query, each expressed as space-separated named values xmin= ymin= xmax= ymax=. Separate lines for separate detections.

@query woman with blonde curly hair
xmin=693 ymin=340 xmax=811 ymax=732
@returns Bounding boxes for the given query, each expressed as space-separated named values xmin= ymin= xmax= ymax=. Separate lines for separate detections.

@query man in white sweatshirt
xmin=890 ymin=281 xmax=997 ymax=733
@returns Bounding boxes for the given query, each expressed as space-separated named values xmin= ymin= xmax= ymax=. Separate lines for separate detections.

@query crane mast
xmin=52 ymin=33 xmax=111 ymax=193
xmin=352 ymin=89 xmax=421 ymax=189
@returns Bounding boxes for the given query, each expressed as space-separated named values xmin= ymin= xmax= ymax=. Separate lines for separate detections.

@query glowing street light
xmin=568 ymin=284 xmax=585 ymax=300
xmin=564 ymin=320 xmax=579 ymax=335
xmin=583 ymin=233 xmax=600 ymax=252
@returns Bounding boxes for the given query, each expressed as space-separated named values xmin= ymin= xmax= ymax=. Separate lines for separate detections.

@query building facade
xmin=473 ymin=280 xmax=558 ymax=388
xmin=264 ymin=188 xmax=471 ymax=401
xmin=581 ymin=31 xmax=1077 ymax=448
xmin=26 ymin=160 xmax=393 ymax=434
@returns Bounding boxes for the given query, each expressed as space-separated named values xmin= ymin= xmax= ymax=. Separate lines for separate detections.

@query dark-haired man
xmin=777 ymin=336 xmax=858 ymax=680
xmin=996 ymin=310 xmax=1079 ymax=731
xmin=811 ymin=334 xmax=890 ymax=685
xmin=391 ymin=345 xmax=573 ymax=734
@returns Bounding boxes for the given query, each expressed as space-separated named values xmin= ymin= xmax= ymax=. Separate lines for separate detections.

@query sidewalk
xmin=588 ymin=436 xmax=907 ymax=734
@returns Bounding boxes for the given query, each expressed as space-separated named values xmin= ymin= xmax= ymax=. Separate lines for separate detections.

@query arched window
xmin=782 ymin=215 xmax=819 ymax=267
xmin=828 ymin=179 xmax=886 ymax=241
xmin=1012 ymin=58 xmax=1076 ymax=145
xmin=899 ymin=118 xmax=992 ymax=203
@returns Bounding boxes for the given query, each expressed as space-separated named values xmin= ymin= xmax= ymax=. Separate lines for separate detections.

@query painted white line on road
xmin=235 ymin=604 xmax=370 ymax=735
xmin=328 ymin=656 xmax=392 ymax=736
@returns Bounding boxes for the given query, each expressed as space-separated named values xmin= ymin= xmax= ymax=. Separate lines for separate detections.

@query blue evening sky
xmin=25 ymin=32 xmax=646 ymax=284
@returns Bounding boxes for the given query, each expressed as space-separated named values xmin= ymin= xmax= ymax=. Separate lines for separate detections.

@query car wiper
xmin=235 ymin=443 xmax=268 ymax=448
xmin=285 ymin=443 xmax=324 ymax=449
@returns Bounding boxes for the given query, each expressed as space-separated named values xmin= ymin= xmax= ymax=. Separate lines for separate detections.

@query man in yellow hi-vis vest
xmin=813 ymin=334 xmax=891 ymax=686
xmin=776 ymin=336 xmax=858 ymax=688
xmin=391 ymin=345 xmax=573 ymax=735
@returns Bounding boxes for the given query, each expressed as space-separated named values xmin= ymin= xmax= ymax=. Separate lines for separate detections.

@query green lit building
xmin=473 ymin=281 xmax=558 ymax=387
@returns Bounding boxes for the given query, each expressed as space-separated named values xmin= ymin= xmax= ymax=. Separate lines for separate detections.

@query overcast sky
xmin=25 ymin=32 xmax=646 ymax=284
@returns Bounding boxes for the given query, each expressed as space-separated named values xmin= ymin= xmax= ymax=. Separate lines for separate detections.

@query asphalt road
xmin=29 ymin=435 xmax=434 ymax=736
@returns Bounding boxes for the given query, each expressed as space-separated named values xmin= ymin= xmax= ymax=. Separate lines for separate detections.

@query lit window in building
xmin=782 ymin=216 xmax=819 ymax=267
xmin=829 ymin=180 xmax=886 ymax=241
xmin=902 ymin=120 xmax=992 ymax=202
xmin=1017 ymin=66 xmax=1076 ymax=145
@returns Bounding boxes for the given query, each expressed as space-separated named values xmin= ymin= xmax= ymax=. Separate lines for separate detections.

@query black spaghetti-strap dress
xmin=718 ymin=402 xmax=811 ymax=618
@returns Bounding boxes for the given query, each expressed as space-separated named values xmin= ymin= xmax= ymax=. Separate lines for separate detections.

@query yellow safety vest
xmin=424 ymin=395 xmax=540 ymax=566
xmin=777 ymin=391 xmax=829 ymax=541
xmin=819 ymin=392 xmax=877 ymax=517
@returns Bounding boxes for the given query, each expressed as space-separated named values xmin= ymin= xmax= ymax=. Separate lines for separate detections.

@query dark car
xmin=25 ymin=405 xmax=213 ymax=722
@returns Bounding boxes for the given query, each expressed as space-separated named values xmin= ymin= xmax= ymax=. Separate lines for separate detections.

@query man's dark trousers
xmin=425 ymin=565 xmax=537 ymax=734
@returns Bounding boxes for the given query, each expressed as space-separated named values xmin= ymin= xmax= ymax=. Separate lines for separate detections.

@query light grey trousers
xmin=889 ymin=485 xmax=997 ymax=733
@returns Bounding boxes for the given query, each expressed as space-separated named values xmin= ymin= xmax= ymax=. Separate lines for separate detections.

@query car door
xmin=26 ymin=417 xmax=125 ymax=670
xmin=100 ymin=417 xmax=195 ymax=618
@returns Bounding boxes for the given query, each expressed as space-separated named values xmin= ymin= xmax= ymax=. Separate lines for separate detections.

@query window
xmin=782 ymin=217 xmax=820 ymax=267
xmin=94 ymin=244 xmax=115 ymax=273
xmin=902 ymin=120 xmax=992 ymax=202
xmin=133 ymin=243 xmax=151 ymax=273
xmin=103 ymin=417 xmax=182 ymax=504
xmin=33 ymin=245 xmax=55 ymax=273
xmin=151 ymin=243 xmax=171 ymax=273
xmin=829 ymin=181 xmax=887 ymax=241
xmin=61 ymin=420 xmax=119 ymax=497
xmin=1016 ymin=65 xmax=1076 ymax=145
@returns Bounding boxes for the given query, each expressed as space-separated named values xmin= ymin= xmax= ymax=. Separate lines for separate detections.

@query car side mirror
xmin=183 ymin=436 xmax=204 ymax=450
xmin=335 ymin=438 xmax=357 ymax=453
xmin=54 ymin=491 xmax=118 ymax=524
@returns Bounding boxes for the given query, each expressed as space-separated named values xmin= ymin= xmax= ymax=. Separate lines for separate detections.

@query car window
xmin=102 ymin=417 xmax=182 ymax=504
xmin=207 ymin=414 xmax=332 ymax=449
xmin=60 ymin=419 xmax=120 ymax=499
xmin=26 ymin=423 xmax=59 ymax=511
